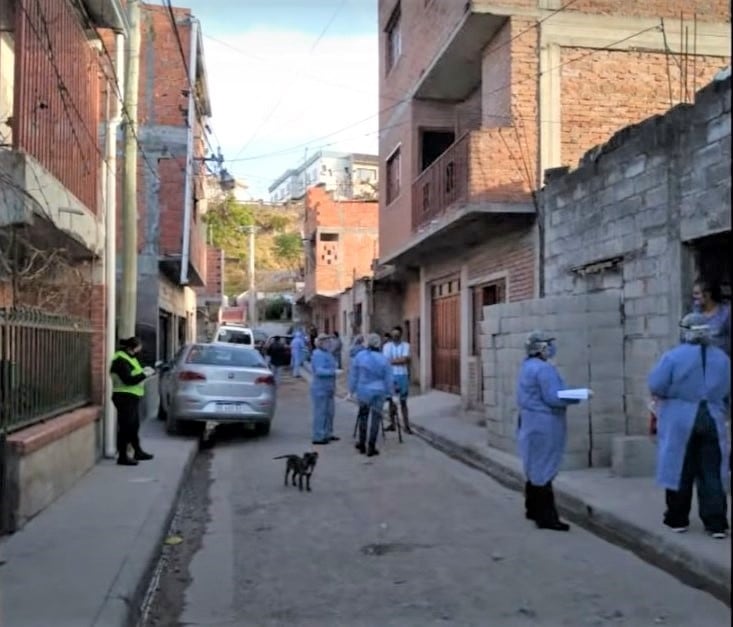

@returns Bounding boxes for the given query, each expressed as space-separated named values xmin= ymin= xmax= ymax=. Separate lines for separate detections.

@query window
xmin=385 ymin=3 xmax=401 ymax=73
xmin=472 ymin=279 xmax=506 ymax=355
xmin=320 ymin=232 xmax=339 ymax=242
xmin=386 ymin=148 xmax=401 ymax=204
xmin=355 ymin=168 xmax=376 ymax=183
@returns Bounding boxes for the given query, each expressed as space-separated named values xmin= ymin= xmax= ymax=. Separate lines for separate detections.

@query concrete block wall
xmin=541 ymin=75 xmax=732 ymax=435
xmin=481 ymin=293 xmax=623 ymax=470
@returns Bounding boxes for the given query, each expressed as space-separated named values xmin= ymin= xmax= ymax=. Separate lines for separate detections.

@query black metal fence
xmin=0 ymin=308 xmax=92 ymax=434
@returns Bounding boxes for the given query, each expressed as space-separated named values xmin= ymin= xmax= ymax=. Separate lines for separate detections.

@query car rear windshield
xmin=186 ymin=345 xmax=266 ymax=367
xmin=217 ymin=329 xmax=252 ymax=344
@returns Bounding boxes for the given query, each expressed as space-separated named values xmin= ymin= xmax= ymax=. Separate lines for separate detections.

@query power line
xmin=230 ymin=0 xmax=349 ymax=162
xmin=161 ymin=0 xmax=219 ymax=158
xmin=69 ymin=0 xmax=163 ymax=181
xmin=225 ymin=0 xmax=584 ymax=165
xmin=225 ymin=21 xmax=664 ymax=166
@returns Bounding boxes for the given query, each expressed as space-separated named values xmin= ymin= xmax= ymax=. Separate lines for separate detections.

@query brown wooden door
xmin=432 ymin=291 xmax=460 ymax=394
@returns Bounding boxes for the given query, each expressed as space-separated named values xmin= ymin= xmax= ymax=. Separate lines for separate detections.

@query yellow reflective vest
xmin=111 ymin=350 xmax=145 ymax=397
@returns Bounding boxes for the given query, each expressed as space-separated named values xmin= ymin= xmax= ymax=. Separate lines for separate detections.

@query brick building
xmin=478 ymin=72 xmax=731 ymax=474
xmin=377 ymin=0 xmax=729 ymax=403
xmin=106 ymin=4 xmax=213 ymax=364
xmin=301 ymin=185 xmax=379 ymax=333
xmin=0 ymin=0 xmax=126 ymax=532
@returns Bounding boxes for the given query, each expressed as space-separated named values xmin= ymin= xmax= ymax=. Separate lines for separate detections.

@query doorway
xmin=420 ymin=129 xmax=456 ymax=172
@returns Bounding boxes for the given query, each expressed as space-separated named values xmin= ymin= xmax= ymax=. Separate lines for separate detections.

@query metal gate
xmin=431 ymin=279 xmax=460 ymax=394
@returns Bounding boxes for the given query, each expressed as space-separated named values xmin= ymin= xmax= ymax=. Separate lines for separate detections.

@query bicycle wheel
xmin=388 ymin=401 xmax=402 ymax=443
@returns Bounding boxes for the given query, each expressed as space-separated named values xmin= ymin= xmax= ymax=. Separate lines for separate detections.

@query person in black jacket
xmin=110 ymin=337 xmax=155 ymax=466
xmin=267 ymin=336 xmax=290 ymax=384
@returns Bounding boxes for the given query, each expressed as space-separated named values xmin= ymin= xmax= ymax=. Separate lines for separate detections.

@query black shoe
xmin=312 ymin=439 xmax=329 ymax=445
xmin=536 ymin=518 xmax=570 ymax=531
xmin=117 ymin=457 xmax=139 ymax=466
xmin=134 ymin=450 xmax=154 ymax=461
xmin=355 ymin=442 xmax=366 ymax=454
xmin=329 ymin=436 xmax=341 ymax=441
xmin=403 ymin=425 xmax=413 ymax=435
xmin=384 ymin=425 xmax=396 ymax=432
xmin=367 ymin=447 xmax=380 ymax=457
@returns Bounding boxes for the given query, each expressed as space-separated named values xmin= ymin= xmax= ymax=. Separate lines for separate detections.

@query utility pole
xmin=120 ymin=0 xmax=141 ymax=338
xmin=247 ymin=226 xmax=258 ymax=327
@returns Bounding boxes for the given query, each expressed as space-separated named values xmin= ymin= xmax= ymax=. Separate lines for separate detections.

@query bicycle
xmin=351 ymin=396 xmax=403 ymax=444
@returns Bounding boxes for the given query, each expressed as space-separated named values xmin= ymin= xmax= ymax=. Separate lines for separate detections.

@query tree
xmin=272 ymin=232 xmax=303 ymax=271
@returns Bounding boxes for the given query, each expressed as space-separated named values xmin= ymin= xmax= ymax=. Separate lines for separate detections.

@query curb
xmin=94 ymin=436 xmax=199 ymax=627
xmin=412 ymin=422 xmax=731 ymax=606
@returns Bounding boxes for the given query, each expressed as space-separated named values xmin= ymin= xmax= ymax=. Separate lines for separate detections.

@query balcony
xmin=0 ymin=150 xmax=101 ymax=258
xmin=381 ymin=129 xmax=535 ymax=268
xmin=159 ymin=216 xmax=206 ymax=288
xmin=412 ymin=129 xmax=535 ymax=233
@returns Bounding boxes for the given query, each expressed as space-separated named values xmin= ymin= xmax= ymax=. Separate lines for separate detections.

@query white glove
xmin=143 ymin=366 xmax=156 ymax=377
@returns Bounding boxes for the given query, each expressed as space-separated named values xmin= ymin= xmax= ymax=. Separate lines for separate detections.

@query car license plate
xmin=219 ymin=403 xmax=247 ymax=414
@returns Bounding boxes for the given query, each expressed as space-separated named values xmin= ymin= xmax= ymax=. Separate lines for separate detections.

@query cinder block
xmin=591 ymin=412 xmax=625 ymax=434
xmin=646 ymin=314 xmax=670 ymax=337
xmin=611 ymin=435 xmax=656 ymax=477
xmin=591 ymin=445 xmax=612 ymax=468
xmin=586 ymin=292 xmax=621 ymax=313
xmin=561 ymin=451 xmax=590 ymax=471
xmin=707 ymin=114 xmax=731 ymax=142
xmin=624 ymin=154 xmax=647 ymax=179
xmin=481 ymin=316 xmax=500 ymax=336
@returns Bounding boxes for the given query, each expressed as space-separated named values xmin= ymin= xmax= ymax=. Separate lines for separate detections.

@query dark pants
xmin=113 ymin=393 xmax=142 ymax=459
xmin=664 ymin=405 xmax=728 ymax=533
xmin=357 ymin=398 xmax=383 ymax=448
xmin=525 ymin=481 xmax=562 ymax=524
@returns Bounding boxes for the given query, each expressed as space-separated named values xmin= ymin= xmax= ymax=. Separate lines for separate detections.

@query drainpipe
xmin=179 ymin=17 xmax=199 ymax=286
xmin=104 ymin=33 xmax=125 ymax=459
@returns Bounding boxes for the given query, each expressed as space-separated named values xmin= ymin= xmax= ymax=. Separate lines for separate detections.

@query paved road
xmin=142 ymin=375 xmax=730 ymax=627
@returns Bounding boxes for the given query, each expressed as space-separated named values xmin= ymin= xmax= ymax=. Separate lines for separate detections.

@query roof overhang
xmin=195 ymin=21 xmax=213 ymax=117
xmin=414 ymin=10 xmax=507 ymax=101
xmin=81 ymin=0 xmax=129 ymax=34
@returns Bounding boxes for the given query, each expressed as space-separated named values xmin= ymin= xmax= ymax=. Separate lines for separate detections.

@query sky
xmin=183 ymin=0 xmax=379 ymax=200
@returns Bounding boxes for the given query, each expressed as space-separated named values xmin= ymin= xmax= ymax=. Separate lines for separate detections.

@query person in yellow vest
xmin=110 ymin=337 xmax=155 ymax=466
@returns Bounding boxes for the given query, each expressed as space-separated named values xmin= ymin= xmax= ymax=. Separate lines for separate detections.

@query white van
xmin=213 ymin=324 xmax=255 ymax=347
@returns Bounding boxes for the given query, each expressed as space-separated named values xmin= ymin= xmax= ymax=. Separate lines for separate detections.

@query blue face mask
xmin=546 ymin=342 xmax=557 ymax=359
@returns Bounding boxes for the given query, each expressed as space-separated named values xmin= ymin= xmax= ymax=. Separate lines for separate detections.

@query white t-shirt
xmin=383 ymin=341 xmax=410 ymax=376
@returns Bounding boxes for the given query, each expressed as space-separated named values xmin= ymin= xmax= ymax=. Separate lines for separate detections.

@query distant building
xmin=269 ymin=151 xmax=378 ymax=203
xmin=299 ymin=185 xmax=379 ymax=334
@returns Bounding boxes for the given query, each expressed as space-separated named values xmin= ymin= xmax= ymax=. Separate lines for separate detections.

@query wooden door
xmin=431 ymin=279 xmax=460 ymax=394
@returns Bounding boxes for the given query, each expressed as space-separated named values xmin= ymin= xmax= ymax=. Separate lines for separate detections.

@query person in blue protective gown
xmin=310 ymin=333 xmax=338 ymax=445
xmin=349 ymin=333 xmax=393 ymax=457
xmin=349 ymin=334 xmax=365 ymax=359
xmin=648 ymin=312 xmax=730 ymax=539
xmin=516 ymin=330 xmax=581 ymax=531
xmin=290 ymin=330 xmax=306 ymax=378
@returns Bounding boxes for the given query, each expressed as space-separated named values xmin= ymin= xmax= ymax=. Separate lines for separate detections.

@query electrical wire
xmin=224 ymin=21 xmax=664 ymax=167
xmin=230 ymin=0 xmax=349 ymax=162
xmin=161 ymin=0 xmax=219 ymax=158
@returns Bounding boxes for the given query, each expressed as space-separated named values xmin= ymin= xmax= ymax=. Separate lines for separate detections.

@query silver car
xmin=159 ymin=343 xmax=276 ymax=436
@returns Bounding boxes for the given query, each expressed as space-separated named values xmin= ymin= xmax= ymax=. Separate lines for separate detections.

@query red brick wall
xmin=90 ymin=283 xmax=106 ymax=404
xmin=467 ymin=228 xmax=535 ymax=302
xmin=304 ymin=186 xmax=379 ymax=298
xmin=566 ymin=0 xmax=728 ymax=20
xmin=560 ymin=49 xmax=728 ymax=167
xmin=106 ymin=6 xmax=207 ymax=279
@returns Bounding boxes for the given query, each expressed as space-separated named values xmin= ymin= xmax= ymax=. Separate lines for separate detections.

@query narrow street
xmin=140 ymin=376 xmax=729 ymax=627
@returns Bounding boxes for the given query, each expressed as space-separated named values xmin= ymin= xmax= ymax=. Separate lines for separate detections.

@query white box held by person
xmin=557 ymin=388 xmax=593 ymax=400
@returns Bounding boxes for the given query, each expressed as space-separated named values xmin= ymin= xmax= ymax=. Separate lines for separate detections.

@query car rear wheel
xmin=255 ymin=422 xmax=271 ymax=436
